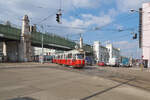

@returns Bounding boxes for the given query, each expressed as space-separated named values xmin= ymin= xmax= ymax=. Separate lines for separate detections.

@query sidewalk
xmin=0 ymin=62 xmax=54 ymax=68
xmin=96 ymin=65 xmax=150 ymax=73
xmin=128 ymin=67 xmax=150 ymax=72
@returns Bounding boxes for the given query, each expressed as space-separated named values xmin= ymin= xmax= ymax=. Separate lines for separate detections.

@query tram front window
xmin=77 ymin=54 xmax=84 ymax=59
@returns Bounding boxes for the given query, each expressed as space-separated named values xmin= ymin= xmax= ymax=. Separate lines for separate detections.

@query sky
xmin=0 ymin=0 xmax=150 ymax=58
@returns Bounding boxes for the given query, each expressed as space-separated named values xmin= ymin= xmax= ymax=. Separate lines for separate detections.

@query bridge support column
xmin=2 ymin=42 xmax=7 ymax=62
xmin=6 ymin=41 xmax=19 ymax=62
xmin=18 ymin=15 xmax=32 ymax=62
xmin=19 ymin=35 xmax=32 ymax=62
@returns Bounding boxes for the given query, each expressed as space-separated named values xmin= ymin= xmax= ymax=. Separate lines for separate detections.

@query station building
xmin=93 ymin=41 xmax=120 ymax=64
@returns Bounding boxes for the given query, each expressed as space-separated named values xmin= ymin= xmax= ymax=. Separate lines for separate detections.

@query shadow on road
xmin=80 ymin=78 xmax=136 ymax=100
xmin=8 ymin=97 xmax=37 ymax=100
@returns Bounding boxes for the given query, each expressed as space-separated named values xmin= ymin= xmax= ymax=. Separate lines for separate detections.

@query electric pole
xmin=41 ymin=25 xmax=44 ymax=64
xmin=139 ymin=8 xmax=143 ymax=48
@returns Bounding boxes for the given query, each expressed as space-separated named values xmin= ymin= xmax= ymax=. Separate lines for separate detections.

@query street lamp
xmin=130 ymin=8 xmax=143 ymax=70
xmin=130 ymin=9 xmax=140 ymax=13
xmin=130 ymin=8 xmax=150 ymax=13
xmin=130 ymin=8 xmax=150 ymax=69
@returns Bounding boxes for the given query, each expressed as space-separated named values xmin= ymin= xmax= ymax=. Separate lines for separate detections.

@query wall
xmin=93 ymin=41 xmax=100 ymax=62
xmin=106 ymin=43 xmax=120 ymax=60
xmin=93 ymin=41 xmax=109 ymax=63
xmin=142 ymin=2 xmax=150 ymax=67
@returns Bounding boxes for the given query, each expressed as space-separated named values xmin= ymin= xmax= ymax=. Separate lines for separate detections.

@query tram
xmin=52 ymin=49 xmax=85 ymax=68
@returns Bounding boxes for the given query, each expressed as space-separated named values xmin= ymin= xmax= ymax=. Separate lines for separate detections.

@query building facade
xmin=33 ymin=47 xmax=56 ymax=56
xmin=106 ymin=44 xmax=120 ymax=59
xmin=142 ymin=2 xmax=150 ymax=67
xmin=93 ymin=41 xmax=109 ymax=63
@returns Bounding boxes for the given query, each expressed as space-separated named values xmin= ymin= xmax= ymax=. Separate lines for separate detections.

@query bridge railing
xmin=0 ymin=24 xmax=87 ymax=49
xmin=31 ymin=32 xmax=76 ymax=49
xmin=0 ymin=24 xmax=21 ymax=40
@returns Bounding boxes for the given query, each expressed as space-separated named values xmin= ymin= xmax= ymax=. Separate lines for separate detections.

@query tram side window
xmin=60 ymin=55 xmax=63 ymax=59
xmin=73 ymin=54 xmax=76 ymax=59
xmin=64 ymin=54 xmax=66 ymax=59
xmin=68 ymin=53 xmax=72 ymax=59
xmin=63 ymin=54 xmax=66 ymax=59
xmin=77 ymin=54 xmax=84 ymax=59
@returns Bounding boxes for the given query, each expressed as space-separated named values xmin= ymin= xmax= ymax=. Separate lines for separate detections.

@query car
xmin=107 ymin=57 xmax=120 ymax=67
xmin=97 ymin=62 xmax=105 ymax=66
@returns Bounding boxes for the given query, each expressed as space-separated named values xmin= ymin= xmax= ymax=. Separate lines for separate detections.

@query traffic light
xmin=56 ymin=13 xmax=60 ymax=23
xmin=133 ymin=33 xmax=137 ymax=39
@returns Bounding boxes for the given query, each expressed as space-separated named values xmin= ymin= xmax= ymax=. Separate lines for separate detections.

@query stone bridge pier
xmin=0 ymin=15 xmax=32 ymax=62
xmin=6 ymin=41 xmax=19 ymax=62
xmin=18 ymin=15 xmax=32 ymax=62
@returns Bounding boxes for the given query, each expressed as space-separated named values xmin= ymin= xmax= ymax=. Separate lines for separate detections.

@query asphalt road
xmin=0 ymin=63 xmax=150 ymax=100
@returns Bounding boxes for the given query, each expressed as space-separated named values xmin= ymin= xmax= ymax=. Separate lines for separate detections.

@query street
xmin=0 ymin=63 xmax=150 ymax=100
xmin=1 ymin=1 xmax=150 ymax=100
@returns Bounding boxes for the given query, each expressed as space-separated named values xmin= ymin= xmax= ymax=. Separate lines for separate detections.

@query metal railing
xmin=0 ymin=24 xmax=92 ymax=50
xmin=31 ymin=32 xmax=76 ymax=48
xmin=0 ymin=24 xmax=21 ymax=40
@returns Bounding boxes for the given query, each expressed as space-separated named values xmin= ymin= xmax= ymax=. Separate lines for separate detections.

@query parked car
xmin=97 ymin=62 xmax=105 ymax=66
xmin=107 ymin=57 xmax=120 ymax=67
xmin=120 ymin=57 xmax=130 ymax=67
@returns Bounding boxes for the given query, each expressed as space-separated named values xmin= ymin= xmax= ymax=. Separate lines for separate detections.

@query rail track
xmin=1 ymin=64 xmax=150 ymax=92
xmin=45 ymin=65 xmax=150 ymax=92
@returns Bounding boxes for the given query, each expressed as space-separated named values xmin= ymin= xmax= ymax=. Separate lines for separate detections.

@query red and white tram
xmin=52 ymin=49 xmax=85 ymax=68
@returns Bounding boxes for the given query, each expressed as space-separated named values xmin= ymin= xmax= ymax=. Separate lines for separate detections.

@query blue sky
xmin=0 ymin=0 xmax=150 ymax=58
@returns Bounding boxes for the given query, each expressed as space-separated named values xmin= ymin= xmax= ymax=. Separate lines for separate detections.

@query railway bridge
xmin=0 ymin=15 xmax=92 ymax=62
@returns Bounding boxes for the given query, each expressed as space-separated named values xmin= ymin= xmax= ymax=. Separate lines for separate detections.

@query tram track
xmin=1 ymin=64 xmax=150 ymax=92
xmin=45 ymin=65 xmax=150 ymax=92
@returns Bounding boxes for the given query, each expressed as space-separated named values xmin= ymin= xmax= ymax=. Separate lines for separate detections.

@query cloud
xmin=0 ymin=0 xmax=101 ymax=23
xmin=113 ymin=40 xmax=141 ymax=58
xmin=116 ymin=0 xmax=150 ymax=12
xmin=72 ymin=0 xmax=101 ymax=8
xmin=80 ymin=8 xmax=117 ymax=28
xmin=81 ymin=14 xmax=112 ymax=27
xmin=113 ymin=41 xmax=137 ymax=49
xmin=0 ymin=0 xmax=104 ymax=34
xmin=54 ymin=10 xmax=116 ymax=35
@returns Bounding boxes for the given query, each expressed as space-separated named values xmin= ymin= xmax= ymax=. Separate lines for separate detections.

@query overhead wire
xmin=35 ymin=11 xmax=57 ymax=25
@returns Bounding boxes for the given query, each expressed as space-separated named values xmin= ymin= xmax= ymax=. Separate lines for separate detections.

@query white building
xmin=33 ymin=47 xmax=56 ymax=56
xmin=142 ymin=2 xmax=150 ymax=67
xmin=106 ymin=44 xmax=120 ymax=59
xmin=93 ymin=41 xmax=109 ymax=63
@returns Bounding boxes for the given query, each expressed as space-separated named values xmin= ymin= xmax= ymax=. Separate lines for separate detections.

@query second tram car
xmin=52 ymin=49 xmax=85 ymax=68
